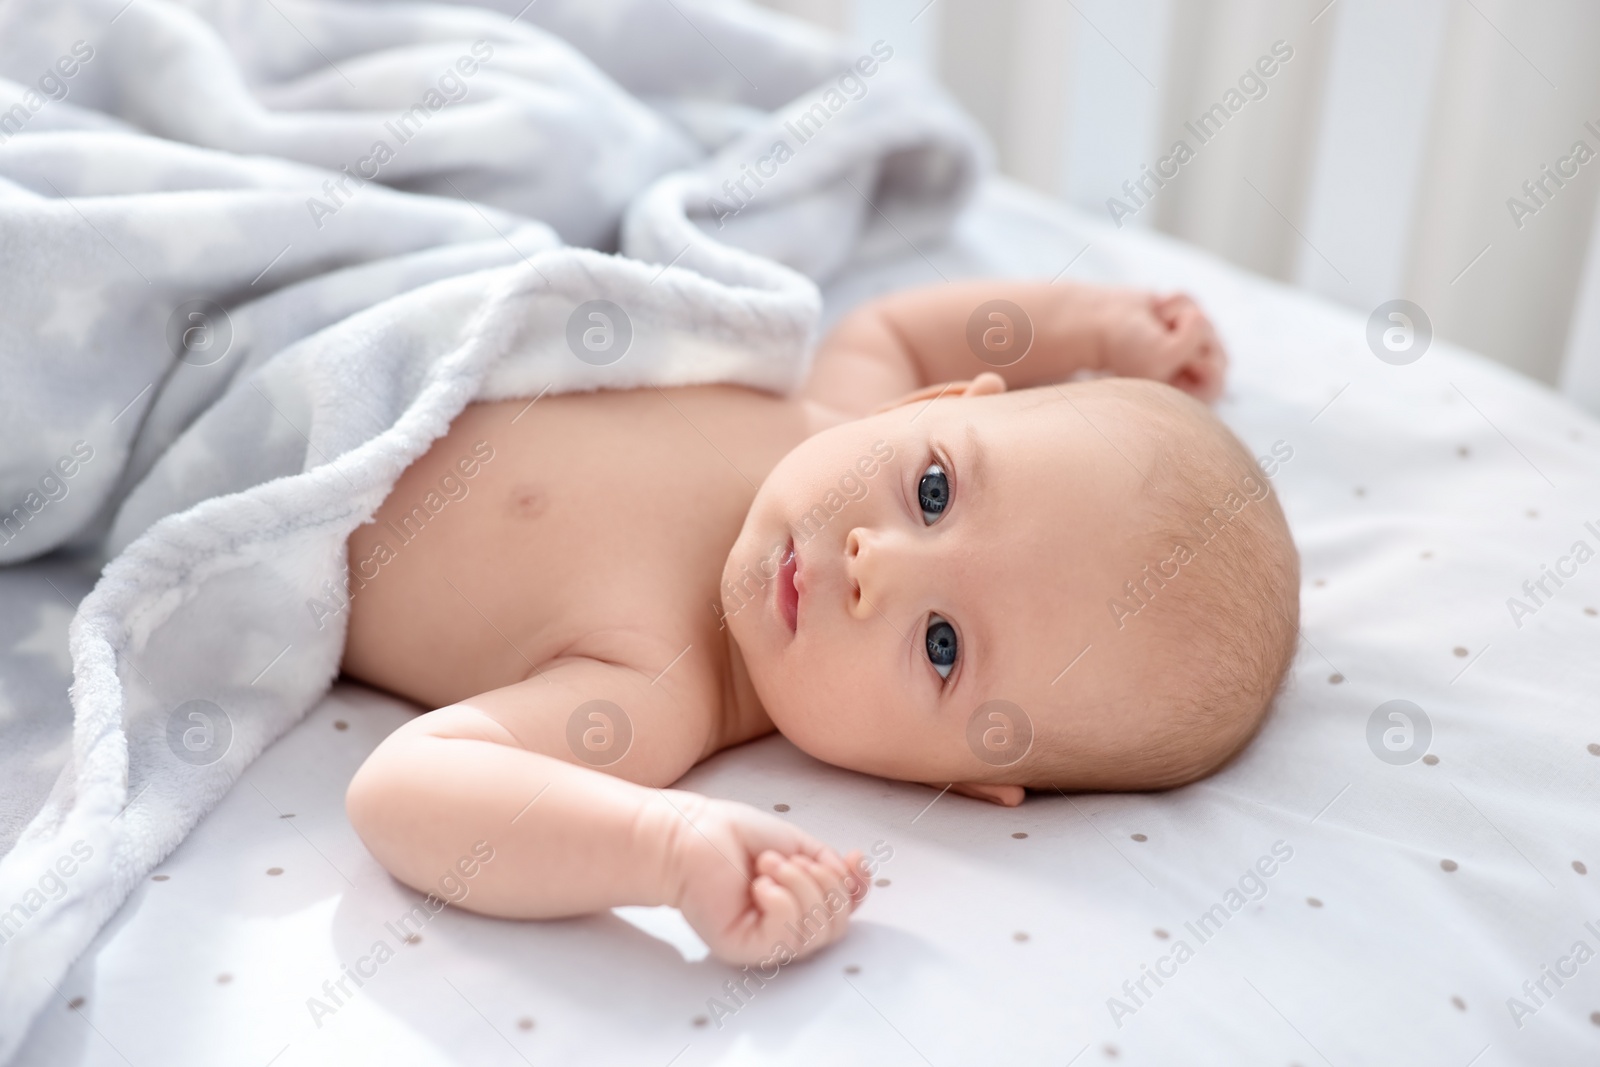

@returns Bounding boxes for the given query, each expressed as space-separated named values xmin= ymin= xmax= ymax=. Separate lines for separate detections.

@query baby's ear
xmin=873 ymin=373 xmax=1007 ymax=414
xmin=949 ymin=782 xmax=1026 ymax=807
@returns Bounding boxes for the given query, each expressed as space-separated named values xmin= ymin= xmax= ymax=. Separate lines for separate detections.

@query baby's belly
xmin=338 ymin=387 xmax=799 ymax=709
xmin=338 ymin=432 xmax=552 ymax=708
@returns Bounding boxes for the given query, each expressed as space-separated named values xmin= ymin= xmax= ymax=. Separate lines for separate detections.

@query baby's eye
xmin=925 ymin=614 xmax=957 ymax=680
xmin=918 ymin=464 xmax=949 ymax=525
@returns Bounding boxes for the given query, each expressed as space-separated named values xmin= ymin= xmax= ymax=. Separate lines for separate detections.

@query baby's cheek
xmin=787 ymin=654 xmax=853 ymax=731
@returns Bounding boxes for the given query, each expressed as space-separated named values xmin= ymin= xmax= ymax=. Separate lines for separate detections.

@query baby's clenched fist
xmin=1097 ymin=289 xmax=1228 ymax=402
xmin=659 ymin=794 xmax=868 ymax=966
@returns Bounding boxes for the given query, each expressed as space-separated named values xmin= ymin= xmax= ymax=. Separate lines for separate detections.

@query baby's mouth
xmin=777 ymin=538 xmax=799 ymax=633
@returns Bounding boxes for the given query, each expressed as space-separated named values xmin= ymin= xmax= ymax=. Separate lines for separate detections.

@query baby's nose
xmin=844 ymin=527 xmax=908 ymax=621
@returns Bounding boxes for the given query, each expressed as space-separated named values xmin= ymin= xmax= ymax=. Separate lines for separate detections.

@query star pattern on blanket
xmin=122 ymin=205 xmax=253 ymax=276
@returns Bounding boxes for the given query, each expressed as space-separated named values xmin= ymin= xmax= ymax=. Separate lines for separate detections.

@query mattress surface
xmin=12 ymin=179 xmax=1600 ymax=1066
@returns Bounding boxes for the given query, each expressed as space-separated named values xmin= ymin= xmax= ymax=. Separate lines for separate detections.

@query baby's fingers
xmin=1152 ymin=291 xmax=1196 ymax=329
xmin=784 ymin=857 xmax=851 ymax=947
xmin=809 ymin=849 xmax=869 ymax=913
xmin=759 ymin=852 xmax=839 ymax=953
xmin=798 ymin=842 xmax=868 ymax=901
xmin=793 ymin=855 xmax=856 ymax=946
xmin=807 ymin=845 xmax=848 ymax=883
xmin=751 ymin=871 xmax=800 ymax=930
xmin=759 ymin=851 xmax=826 ymax=916
xmin=842 ymin=849 xmax=870 ymax=909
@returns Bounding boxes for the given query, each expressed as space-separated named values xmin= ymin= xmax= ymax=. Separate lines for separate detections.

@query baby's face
xmin=722 ymin=382 xmax=1161 ymax=786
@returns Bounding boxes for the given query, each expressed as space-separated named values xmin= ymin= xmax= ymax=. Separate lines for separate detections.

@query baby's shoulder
xmin=456 ymin=640 xmax=737 ymax=786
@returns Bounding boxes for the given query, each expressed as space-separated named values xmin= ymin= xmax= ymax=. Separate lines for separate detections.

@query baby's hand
xmin=664 ymin=795 xmax=867 ymax=966
xmin=1098 ymin=290 xmax=1227 ymax=402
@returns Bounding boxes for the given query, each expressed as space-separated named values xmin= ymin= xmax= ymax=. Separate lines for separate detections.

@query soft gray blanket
xmin=0 ymin=0 xmax=984 ymax=1055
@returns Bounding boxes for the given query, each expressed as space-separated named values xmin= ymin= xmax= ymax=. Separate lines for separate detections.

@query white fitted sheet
xmin=14 ymin=178 xmax=1600 ymax=1067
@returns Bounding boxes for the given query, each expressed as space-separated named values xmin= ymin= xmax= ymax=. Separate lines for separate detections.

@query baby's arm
xmin=347 ymin=660 xmax=865 ymax=965
xmin=805 ymin=281 xmax=1226 ymax=416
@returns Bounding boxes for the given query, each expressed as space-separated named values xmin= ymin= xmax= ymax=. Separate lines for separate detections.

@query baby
xmin=341 ymin=281 xmax=1300 ymax=965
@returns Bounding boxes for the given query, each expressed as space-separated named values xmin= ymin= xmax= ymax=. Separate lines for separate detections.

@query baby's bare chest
xmin=340 ymin=385 xmax=808 ymax=708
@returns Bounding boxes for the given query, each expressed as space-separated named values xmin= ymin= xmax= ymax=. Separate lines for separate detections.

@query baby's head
xmin=721 ymin=374 xmax=1299 ymax=802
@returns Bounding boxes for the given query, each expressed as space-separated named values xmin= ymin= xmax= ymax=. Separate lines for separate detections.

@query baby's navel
xmin=506 ymin=484 xmax=548 ymax=522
